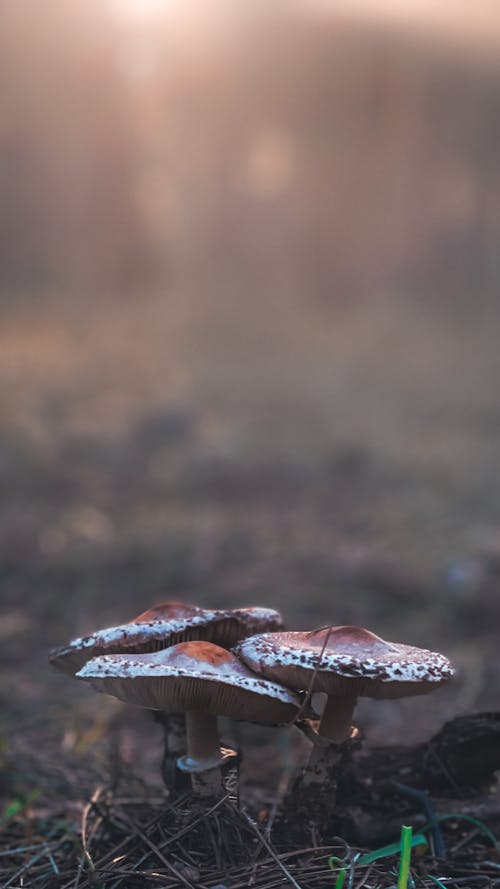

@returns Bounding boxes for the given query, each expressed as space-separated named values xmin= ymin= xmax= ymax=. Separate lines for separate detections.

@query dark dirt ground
xmin=1 ymin=293 xmax=500 ymax=886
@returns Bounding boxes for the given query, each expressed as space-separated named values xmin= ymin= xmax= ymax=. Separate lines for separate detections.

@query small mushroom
xmin=235 ymin=626 xmax=454 ymax=799
xmin=77 ymin=640 xmax=301 ymax=798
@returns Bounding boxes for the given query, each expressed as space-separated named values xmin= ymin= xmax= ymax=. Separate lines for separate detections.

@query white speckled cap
xmin=49 ymin=602 xmax=283 ymax=677
xmin=234 ymin=626 xmax=454 ymax=699
xmin=76 ymin=640 xmax=300 ymax=723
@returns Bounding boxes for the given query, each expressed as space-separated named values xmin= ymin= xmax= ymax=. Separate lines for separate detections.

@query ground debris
xmin=340 ymin=712 xmax=500 ymax=804
xmin=1 ymin=775 xmax=499 ymax=889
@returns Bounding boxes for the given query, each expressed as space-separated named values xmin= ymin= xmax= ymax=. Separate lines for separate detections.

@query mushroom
xmin=49 ymin=601 xmax=283 ymax=792
xmin=77 ymin=640 xmax=301 ymax=798
xmin=235 ymin=626 xmax=454 ymax=800
xmin=49 ymin=601 xmax=283 ymax=676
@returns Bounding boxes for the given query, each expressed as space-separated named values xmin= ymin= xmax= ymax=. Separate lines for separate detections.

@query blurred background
xmin=1 ymin=0 xmax=500 ymax=790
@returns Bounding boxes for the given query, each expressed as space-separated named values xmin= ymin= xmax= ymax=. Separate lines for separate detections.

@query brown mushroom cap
xmin=133 ymin=601 xmax=206 ymax=622
xmin=49 ymin=603 xmax=283 ymax=677
xmin=234 ymin=626 xmax=454 ymax=699
xmin=76 ymin=640 xmax=300 ymax=723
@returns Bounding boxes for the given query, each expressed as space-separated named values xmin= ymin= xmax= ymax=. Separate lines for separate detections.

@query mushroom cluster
xmin=50 ymin=605 xmax=454 ymax=814
xmin=50 ymin=601 xmax=295 ymax=798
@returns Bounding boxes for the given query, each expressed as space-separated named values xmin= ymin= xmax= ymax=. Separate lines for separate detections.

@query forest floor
xmin=1 ymin=293 xmax=500 ymax=886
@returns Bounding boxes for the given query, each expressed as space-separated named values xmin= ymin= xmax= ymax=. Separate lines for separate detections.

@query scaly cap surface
xmin=235 ymin=626 xmax=454 ymax=699
xmin=50 ymin=602 xmax=283 ymax=676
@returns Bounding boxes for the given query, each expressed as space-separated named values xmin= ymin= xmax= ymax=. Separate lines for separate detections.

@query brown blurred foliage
xmin=1 ymin=1 xmax=499 ymax=303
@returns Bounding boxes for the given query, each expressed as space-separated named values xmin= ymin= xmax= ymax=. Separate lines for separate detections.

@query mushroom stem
xmin=282 ymin=730 xmax=351 ymax=838
xmin=318 ymin=694 xmax=357 ymax=743
xmin=177 ymin=711 xmax=234 ymax=798
xmin=298 ymin=695 xmax=357 ymax=793
xmin=185 ymin=711 xmax=221 ymax=764
xmin=300 ymin=733 xmax=347 ymax=789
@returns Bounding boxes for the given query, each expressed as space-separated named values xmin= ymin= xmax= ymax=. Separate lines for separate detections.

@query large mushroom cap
xmin=235 ymin=626 xmax=454 ymax=699
xmin=49 ymin=603 xmax=283 ymax=677
xmin=76 ymin=640 xmax=300 ymax=723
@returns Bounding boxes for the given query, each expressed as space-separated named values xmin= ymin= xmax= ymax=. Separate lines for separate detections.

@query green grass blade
xmin=357 ymin=833 xmax=427 ymax=866
xmin=334 ymin=867 xmax=347 ymax=889
xmin=328 ymin=856 xmax=347 ymax=888
xmin=397 ymin=825 xmax=413 ymax=889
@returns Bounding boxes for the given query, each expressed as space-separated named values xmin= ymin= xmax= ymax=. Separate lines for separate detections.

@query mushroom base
xmin=177 ymin=745 xmax=236 ymax=775
xmin=178 ymin=747 xmax=239 ymax=799
xmin=300 ymin=731 xmax=355 ymax=791
xmin=281 ymin=724 xmax=360 ymax=837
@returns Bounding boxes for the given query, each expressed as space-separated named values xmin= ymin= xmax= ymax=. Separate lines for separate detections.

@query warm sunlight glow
xmin=109 ymin=0 xmax=171 ymax=21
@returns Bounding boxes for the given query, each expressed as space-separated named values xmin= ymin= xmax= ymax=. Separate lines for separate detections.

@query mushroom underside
xmin=79 ymin=672 xmax=299 ymax=724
